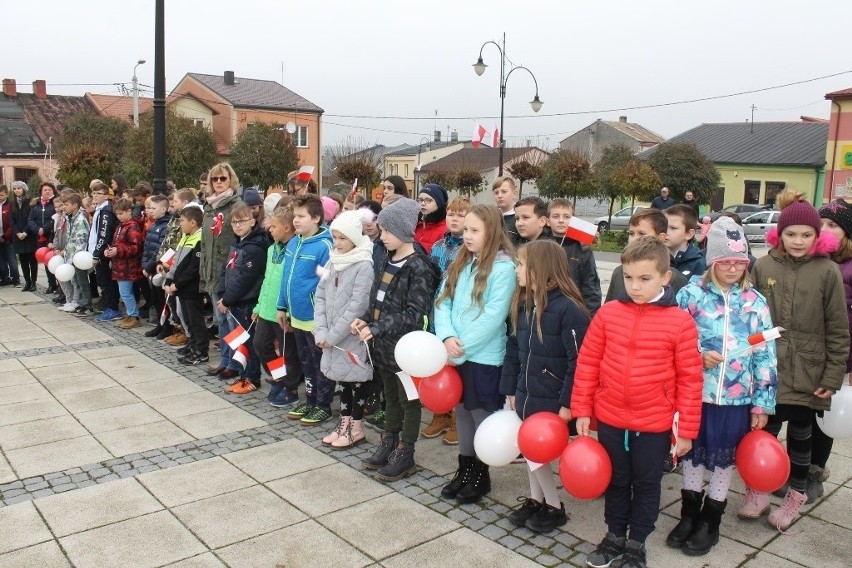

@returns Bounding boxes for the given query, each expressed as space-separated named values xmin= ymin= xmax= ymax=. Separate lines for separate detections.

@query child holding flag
xmin=671 ymin=217 xmax=777 ymax=556
xmin=314 ymin=209 xmax=375 ymax=449
xmin=546 ymin=198 xmax=601 ymax=315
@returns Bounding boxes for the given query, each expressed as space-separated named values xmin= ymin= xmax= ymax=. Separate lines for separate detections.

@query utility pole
xmin=152 ymin=0 xmax=167 ymax=195
xmin=132 ymin=59 xmax=146 ymax=128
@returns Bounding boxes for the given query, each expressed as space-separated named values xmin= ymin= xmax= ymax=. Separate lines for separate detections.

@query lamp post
xmin=414 ymin=136 xmax=431 ymax=193
xmin=132 ymin=59 xmax=146 ymax=128
xmin=472 ymin=33 xmax=542 ymax=176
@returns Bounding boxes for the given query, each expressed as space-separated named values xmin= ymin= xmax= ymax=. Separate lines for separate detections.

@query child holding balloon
xmin=669 ymin=217 xmax=777 ymax=556
xmin=500 ymin=239 xmax=589 ymax=532
xmin=434 ymin=204 xmax=517 ymax=504
xmin=744 ymin=190 xmax=849 ymax=531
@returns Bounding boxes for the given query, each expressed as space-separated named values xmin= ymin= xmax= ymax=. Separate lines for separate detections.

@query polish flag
xmin=490 ymin=124 xmax=500 ymax=148
xmin=747 ymin=327 xmax=783 ymax=346
xmin=349 ymin=178 xmax=358 ymax=199
xmin=346 ymin=350 xmax=366 ymax=368
xmin=224 ymin=324 xmax=250 ymax=349
xmin=268 ymin=356 xmax=287 ymax=379
xmin=159 ymin=248 xmax=175 ymax=268
xmin=565 ymin=216 xmax=598 ymax=245
xmin=297 ymin=166 xmax=314 ymax=182
xmin=472 ymin=123 xmax=488 ymax=149
xmin=232 ymin=344 xmax=249 ymax=368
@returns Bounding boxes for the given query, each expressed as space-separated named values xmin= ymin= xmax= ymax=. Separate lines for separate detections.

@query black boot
xmin=684 ymin=497 xmax=726 ymax=556
xmin=144 ymin=325 xmax=163 ymax=338
xmin=376 ymin=441 xmax=416 ymax=481
xmin=666 ymin=489 xmax=703 ymax=548
xmin=362 ymin=431 xmax=398 ymax=470
xmin=156 ymin=323 xmax=174 ymax=340
xmin=441 ymin=455 xmax=475 ymax=499
xmin=46 ymin=284 xmax=57 ymax=294
xmin=455 ymin=457 xmax=490 ymax=503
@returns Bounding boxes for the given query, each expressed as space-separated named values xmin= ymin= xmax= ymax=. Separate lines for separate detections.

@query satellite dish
xmin=285 ymin=121 xmax=297 ymax=134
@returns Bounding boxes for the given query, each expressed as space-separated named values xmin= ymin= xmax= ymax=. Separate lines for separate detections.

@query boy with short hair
xmin=163 ymin=206 xmax=208 ymax=366
xmin=514 ymin=196 xmax=550 ymax=243
xmin=492 ymin=176 xmax=520 ymax=244
xmin=664 ymin=204 xmax=706 ymax=278
xmin=62 ymin=193 xmax=93 ymax=316
xmin=141 ymin=195 xmax=172 ymax=328
xmin=548 ymin=198 xmax=601 ymax=315
xmin=276 ymin=194 xmax=334 ymax=424
xmin=89 ymin=181 xmax=120 ymax=322
xmin=604 ymin=209 xmax=688 ymax=302
xmin=572 ymin=236 xmax=703 ymax=568
xmin=103 ymin=198 xmax=144 ymax=329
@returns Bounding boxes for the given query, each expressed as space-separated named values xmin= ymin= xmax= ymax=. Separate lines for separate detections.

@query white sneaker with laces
xmin=59 ymin=302 xmax=79 ymax=312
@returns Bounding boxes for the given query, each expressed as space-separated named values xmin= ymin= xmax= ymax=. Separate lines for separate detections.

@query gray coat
xmin=315 ymin=259 xmax=375 ymax=383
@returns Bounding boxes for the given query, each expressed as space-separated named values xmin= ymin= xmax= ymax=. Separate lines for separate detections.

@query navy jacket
xmin=500 ymin=289 xmax=590 ymax=416
xmin=10 ymin=199 xmax=38 ymax=254
xmin=672 ymin=242 xmax=707 ymax=278
xmin=548 ymin=233 xmax=602 ymax=316
xmin=217 ymin=225 xmax=269 ymax=308
xmin=27 ymin=198 xmax=55 ymax=245
xmin=90 ymin=202 xmax=116 ymax=260
xmin=142 ymin=213 xmax=172 ymax=274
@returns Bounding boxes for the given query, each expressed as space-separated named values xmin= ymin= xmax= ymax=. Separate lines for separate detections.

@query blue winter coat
xmin=434 ymin=252 xmax=516 ymax=366
xmin=276 ymin=226 xmax=333 ymax=328
xmin=27 ymin=198 xmax=55 ymax=244
xmin=142 ymin=213 xmax=172 ymax=274
xmin=500 ymin=289 xmax=590 ymax=416
xmin=673 ymin=242 xmax=707 ymax=278
xmin=217 ymin=225 xmax=269 ymax=308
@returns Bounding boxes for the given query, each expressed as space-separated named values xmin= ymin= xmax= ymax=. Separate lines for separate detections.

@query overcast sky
xmin=8 ymin=0 xmax=851 ymax=151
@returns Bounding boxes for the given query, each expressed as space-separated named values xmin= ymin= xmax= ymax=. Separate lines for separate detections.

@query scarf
xmin=329 ymin=237 xmax=373 ymax=272
xmin=206 ymin=189 xmax=234 ymax=209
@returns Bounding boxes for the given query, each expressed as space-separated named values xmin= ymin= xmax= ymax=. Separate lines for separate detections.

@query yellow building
xmin=825 ymin=87 xmax=852 ymax=201
xmin=383 ymin=139 xmax=467 ymax=193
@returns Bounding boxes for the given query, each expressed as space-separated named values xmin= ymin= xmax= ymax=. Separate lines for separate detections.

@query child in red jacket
xmin=103 ymin=198 xmax=144 ymax=330
xmin=571 ymin=236 xmax=703 ymax=568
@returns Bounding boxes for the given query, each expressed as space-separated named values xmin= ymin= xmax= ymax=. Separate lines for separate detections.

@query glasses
xmin=716 ymin=260 xmax=749 ymax=270
xmin=211 ymin=176 xmax=229 ymax=183
xmin=231 ymin=218 xmax=252 ymax=225
xmin=418 ymin=197 xmax=434 ymax=204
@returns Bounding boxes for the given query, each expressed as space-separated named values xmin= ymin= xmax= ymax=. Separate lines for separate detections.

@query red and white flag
xmin=297 ymin=165 xmax=314 ymax=182
xmin=159 ymin=248 xmax=175 ymax=268
xmin=349 ymin=178 xmax=358 ymax=199
xmin=490 ymin=124 xmax=500 ymax=148
xmin=748 ymin=327 xmax=783 ymax=346
xmin=224 ymin=324 xmax=250 ymax=349
xmin=565 ymin=216 xmax=598 ymax=245
xmin=268 ymin=356 xmax=287 ymax=379
xmin=472 ymin=123 xmax=488 ymax=149
xmin=232 ymin=345 xmax=249 ymax=368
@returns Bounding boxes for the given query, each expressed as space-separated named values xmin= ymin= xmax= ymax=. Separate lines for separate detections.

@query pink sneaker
xmin=737 ymin=487 xmax=770 ymax=519
xmin=768 ymin=487 xmax=807 ymax=531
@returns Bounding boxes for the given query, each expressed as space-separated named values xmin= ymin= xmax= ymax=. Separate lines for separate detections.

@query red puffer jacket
xmin=414 ymin=217 xmax=446 ymax=255
xmin=110 ymin=219 xmax=144 ymax=281
xmin=570 ymin=291 xmax=704 ymax=439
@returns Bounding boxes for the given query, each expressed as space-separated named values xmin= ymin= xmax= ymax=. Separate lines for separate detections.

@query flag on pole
xmin=748 ymin=327 xmax=783 ymax=345
xmin=348 ymin=178 xmax=358 ymax=200
xmin=565 ymin=216 xmax=598 ymax=245
xmin=232 ymin=345 xmax=249 ymax=368
xmin=491 ymin=124 xmax=500 ymax=148
xmin=472 ymin=123 xmax=488 ymax=148
xmin=224 ymin=324 xmax=250 ymax=349
xmin=297 ymin=165 xmax=314 ymax=182
xmin=159 ymin=299 xmax=170 ymax=326
xmin=268 ymin=356 xmax=287 ymax=379
xmin=159 ymin=248 xmax=175 ymax=268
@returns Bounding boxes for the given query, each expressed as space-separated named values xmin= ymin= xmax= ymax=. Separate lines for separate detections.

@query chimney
xmin=33 ymin=80 xmax=47 ymax=99
xmin=619 ymin=115 xmax=628 ymax=123
xmin=224 ymin=71 xmax=235 ymax=85
xmin=434 ymin=130 xmax=441 ymax=142
xmin=2 ymin=78 xmax=16 ymax=97
xmin=450 ymin=129 xmax=458 ymax=142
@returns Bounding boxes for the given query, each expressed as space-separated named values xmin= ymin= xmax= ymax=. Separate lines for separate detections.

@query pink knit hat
xmin=321 ymin=196 xmax=339 ymax=223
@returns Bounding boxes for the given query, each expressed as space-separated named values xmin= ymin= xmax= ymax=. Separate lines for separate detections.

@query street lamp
xmin=132 ymin=59 xmax=146 ymax=128
xmin=472 ymin=33 xmax=542 ymax=176
xmin=414 ymin=136 xmax=431 ymax=193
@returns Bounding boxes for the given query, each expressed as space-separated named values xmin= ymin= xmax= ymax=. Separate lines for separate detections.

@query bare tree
xmin=327 ymin=137 xmax=383 ymax=196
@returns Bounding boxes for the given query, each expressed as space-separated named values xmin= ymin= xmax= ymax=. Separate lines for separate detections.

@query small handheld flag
xmin=748 ymin=327 xmax=783 ymax=345
xmin=268 ymin=356 xmax=287 ymax=379
xmin=224 ymin=325 xmax=250 ymax=350
xmin=565 ymin=216 xmax=598 ymax=245
xmin=232 ymin=345 xmax=249 ymax=368
xmin=159 ymin=248 xmax=176 ymax=268
xmin=297 ymin=166 xmax=314 ymax=182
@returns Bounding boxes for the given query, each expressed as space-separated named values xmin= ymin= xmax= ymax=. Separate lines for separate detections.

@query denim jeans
xmin=227 ymin=304 xmax=260 ymax=382
xmin=293 ymin=328 xmax=333 ymax=409
xmin=117 ymin=280 xmax=138 ymax=317
xmin=72 ymin=267 xmax=91 ymax=307
xmin=211 ymin=292 xmax=235 ymax=370
xmin=0 ymin=242 xmax=19 ymax=283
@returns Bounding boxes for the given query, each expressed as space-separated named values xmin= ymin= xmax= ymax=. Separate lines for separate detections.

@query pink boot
xmin=737 ymin=487 xmax=770 ymax=519
xmin=768 ymin=487 xmax=807 ymax=531
xmin=331 ymin=418 xmax=366 ymax=449
xmin=322 ymin=416 xmax=349 ymax=446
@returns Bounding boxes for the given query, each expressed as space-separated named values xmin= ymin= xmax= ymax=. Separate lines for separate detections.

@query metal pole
xmin=132 ymin=73 xmax=139 ymax=128
xmin=152 ymin=0 xmax=167 ymax=195
xmin=498 ymin=33 xmax=506 ymax=176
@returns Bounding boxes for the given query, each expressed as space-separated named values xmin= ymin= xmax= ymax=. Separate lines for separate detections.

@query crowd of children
xmin=8 ymin=167 xmax=851 ymax=568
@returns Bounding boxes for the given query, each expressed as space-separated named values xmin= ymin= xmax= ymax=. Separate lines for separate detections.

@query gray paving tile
xmin=34 ymin=477 xmax=163 ymax=537
xmin=0 ymin=368 xmax=36 ymax=389
xmin=0 ymin=453 xmax=14 ymax=484
xmin=223 ymin=438 xmax=336 ymax=482
xmin=17 ymin=351 xmax=85 ymax=369
xmin=0 ymin=540 xmax=71 ymax=568
xmin=741 ymin=551 xmax=807 ymax=567
xmin=383 ymin=527 xmax=539 ymax=567
xmin=137 ymin=457 xmax=254 ymax=507
xmin=60 ymin=510 xmax=206 ymax=568
xmin=0 ymin=501 xmax=53 ymax=554
xmin=765 ymin=514 xmax=851 ymax=567
xmin=40 ymin=372 xmax=118 ymax=396
xmin=172 ymin=485 xmax=306 ymax=548
xmin=93 ymin=420 xmax=195 ymax=457
xmin=172 ymin=407 xmax=266 ymax=439
xmin=4 ymin=337 xmax=63 ymax=350
xmin=809 ymin=485 xmax=852 ymax=529
xmin=648 ymin=513 xmax=758 ymax=567
xmin=77 ymin=345 xmax=139 ymax=360
xmin=75 ymin=402 xmax=166 ymax=434
xmin=0 ymin=414 xmax=87 ymax=451
xmin=28 ymin=360 xmax=101 ymax=381
xmin=55 ymin=385 xmax=139 ymax=413
xmin=147 ymin=390 xmax=233 ymax=418
xmin=318 ymin=492 xmax=459 ymax=560
xmin=0 ymin=397 xmax=67 ymax=427
xmin=5 ymin=435 xmax=111 ymax=479
xmin=162 ymin=553 xmax=227 ymax=567
xmin=124 ymin=376 xmax=208 ymax=401
xmin=0 ymin=382 xmax=52 ymax=406
xmin=215 ymin=520 xmax=372 ymax=568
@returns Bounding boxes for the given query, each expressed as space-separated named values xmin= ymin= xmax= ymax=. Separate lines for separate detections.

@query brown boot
xmin=442 ymin=411 xmax=458 ymax=446
xmin=421 ymin=412 xmax=452 ymax=439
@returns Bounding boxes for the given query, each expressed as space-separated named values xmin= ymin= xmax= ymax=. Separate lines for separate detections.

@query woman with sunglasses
xmin=668 ymin=216 xmax=777 ymax=556
xmin=201 ymin=163 xmax=245 ymax=379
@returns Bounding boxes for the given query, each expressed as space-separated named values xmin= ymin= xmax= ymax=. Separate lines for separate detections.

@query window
xmin=745 ymin=212 xmax=770 ymax=224
xmin=764 ymin=181 xmax=786 ymax=207
xmin=404 ymin=164 xmax=409 ymax=178
xmin=14 ymin=168 xmax=37 ymax=185
xmin=294 ymin=126 xmax=308 ymax=148
xmin=743 ymin=180 xmax=761 ymax=204
xmin=192 ymin=118 xmax=205 ymax=128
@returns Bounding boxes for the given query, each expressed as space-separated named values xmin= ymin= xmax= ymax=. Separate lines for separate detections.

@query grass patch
xmin=591 ymin=230 xmax=627 ymax=253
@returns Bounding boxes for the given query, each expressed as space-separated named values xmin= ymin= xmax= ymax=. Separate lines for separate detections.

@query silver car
xmin=594 ymin=206 xmax=647 ymax=233
xmin=742 ymin=211 xmax=779 ymax=242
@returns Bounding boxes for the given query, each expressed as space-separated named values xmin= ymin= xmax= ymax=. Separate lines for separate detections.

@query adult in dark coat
xmin=28 ymin=182 xmax=57 ymax=292
xmin=651 ymin=187 xmax=676 ymax=210
xmin=9 ymin=182 xmax=38 ymax=290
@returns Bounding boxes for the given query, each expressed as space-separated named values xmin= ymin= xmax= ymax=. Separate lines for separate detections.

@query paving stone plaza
xmin=0 ymin=271 xmax=850 ymax=567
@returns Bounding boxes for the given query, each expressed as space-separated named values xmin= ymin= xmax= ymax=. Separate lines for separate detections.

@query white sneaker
xmin=59 ymin=302 xmax=79 ymax=312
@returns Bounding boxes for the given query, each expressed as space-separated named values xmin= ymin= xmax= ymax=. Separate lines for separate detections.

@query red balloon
xmin=559 ymin=436 xmax=612 ymax=500
xmin=736 ymin=430 xmax=790 ymax=493
xmin=35 ymin=247 xmax=50 ymax=263
xmin=417 ymin=366 xmax=462 ymax=414
xmin=42 ymin=251 xmax=55 ymax=265
xmin=518 ymin=412 xmax=569 ymax=464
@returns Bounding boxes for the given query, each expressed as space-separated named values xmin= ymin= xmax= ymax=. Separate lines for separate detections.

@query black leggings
xmin=811 ymin=411 xmax=834 ymax=469
xmin=17 ymin=253 xmax=37 ymax=285
xmin=339 ymin=382 xmax=367 ymax=420
xmin=765 ymin=404 xmax=812 ymax=492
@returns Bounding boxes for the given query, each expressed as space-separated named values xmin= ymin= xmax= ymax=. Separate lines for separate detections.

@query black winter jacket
xmin=27 ymin=198 xmax=55 ymax=245
xmin=10 ymin=199 xmax=38 ymax=254
xmin=90 ymin=202 xmax=117 ymax=260
xmin=142 ymin=213 xmax=172 ymax=274
xmin=500 ymin=289 xmax=590 ymax=416
xmin=165 ymin=242 xmax=201 ymax=298
xmin=362 ymin=252 xmax=440 ymax=371
xmin=217 ymin=225 xmax=269 ymax=307
xmin=548 ymin=233 xmax=601 ymax=316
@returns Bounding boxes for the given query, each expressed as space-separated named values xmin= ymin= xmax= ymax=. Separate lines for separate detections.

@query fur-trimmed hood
xmin=765 ymin=227 xmax=839 ymax=258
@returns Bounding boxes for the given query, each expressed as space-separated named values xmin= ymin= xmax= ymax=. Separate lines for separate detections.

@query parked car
xmin=721 ymin=203 xmax=772 ymax=215
xmin=742 ymin=210 xmax=780 ymax=242
xmin=594 ymin=206 xmax=646 ymax=233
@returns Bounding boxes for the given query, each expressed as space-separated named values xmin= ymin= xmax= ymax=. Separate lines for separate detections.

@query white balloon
xmin=151 ymin=273 xmax=164 ymax=287
xmin=72 ymin=251 xmax=94 ymax=270
xmin=817 ymin=380 xmax=852 ymax=440
xmin=474 ymin=410 xmax=523 ymax=466
xmin=47 ymin=256 xmax=64 ymax=274
xmin=55 ymin=263 xmax=76 ymax=282
xmin=394 ymin=330 xmax=447 ymax=377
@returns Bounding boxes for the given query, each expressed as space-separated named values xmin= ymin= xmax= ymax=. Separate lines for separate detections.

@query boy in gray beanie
xmin=377 ymin=197 xmax=420 ymax=244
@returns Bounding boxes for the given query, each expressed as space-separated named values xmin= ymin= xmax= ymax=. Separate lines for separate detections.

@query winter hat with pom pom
xmin=330 ymin=209 xmax=372 ymax=248
xmin=776 ymin=189 xmax=821 ymax=235
xmin=321 ymin=196 xmax=340 ymax=223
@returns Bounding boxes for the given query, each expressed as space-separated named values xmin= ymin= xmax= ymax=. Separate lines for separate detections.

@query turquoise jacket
xmin=254 ymin=241 xmax=286 ymax=322
xmin=434 ymin=252 xmax=516 ymax=366
xmin=276 ymin=227 xmax=333 ymax=329
xmin=676 ymin=276 xmax=777 ymax=414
